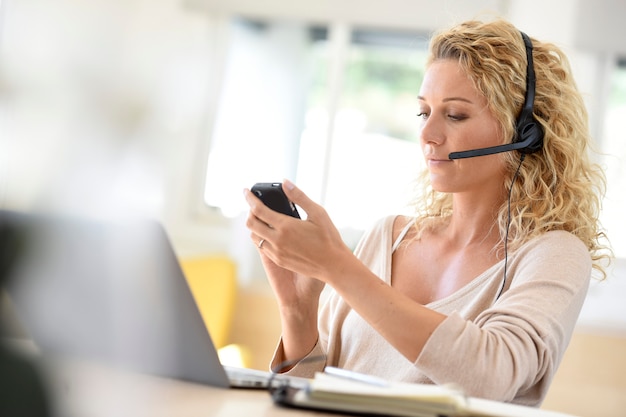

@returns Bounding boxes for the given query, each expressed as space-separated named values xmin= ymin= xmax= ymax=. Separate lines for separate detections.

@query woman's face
xmin=418 ymin=59 xmax=506 ymax=196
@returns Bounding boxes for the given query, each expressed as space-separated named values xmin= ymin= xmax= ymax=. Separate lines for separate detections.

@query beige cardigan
xmin=272 ymin=215 xmax=591 ymax=406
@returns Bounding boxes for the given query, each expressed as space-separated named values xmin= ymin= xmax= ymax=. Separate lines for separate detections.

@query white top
xmin=272 ymin=215 xmax=591 ymax=407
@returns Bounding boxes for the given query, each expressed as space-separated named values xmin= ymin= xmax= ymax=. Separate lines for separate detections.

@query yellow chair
xmin=179 ymin=256 xmax=250 ymax=367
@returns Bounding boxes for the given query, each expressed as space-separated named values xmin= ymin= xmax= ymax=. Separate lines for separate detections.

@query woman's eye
xmin=448 ymin=114 xmax=468 ymax=121
xmin=417 ymin=112 xmax=428 ymax=119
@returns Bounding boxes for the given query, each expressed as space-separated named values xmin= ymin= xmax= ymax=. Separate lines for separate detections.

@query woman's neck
xmin=443 ymin=191 xmax=506 ymax=249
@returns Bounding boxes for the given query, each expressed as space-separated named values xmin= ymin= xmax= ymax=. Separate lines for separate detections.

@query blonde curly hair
xmin=412 ymin=19 xmax=612 ymax=279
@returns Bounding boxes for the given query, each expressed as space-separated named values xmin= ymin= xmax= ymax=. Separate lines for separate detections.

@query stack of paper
xmin=273 ymin=367 xmax=581 ymax=417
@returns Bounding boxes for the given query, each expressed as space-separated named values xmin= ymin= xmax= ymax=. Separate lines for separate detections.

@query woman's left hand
xmin=244 ymin=180 xmax=353 ymax=284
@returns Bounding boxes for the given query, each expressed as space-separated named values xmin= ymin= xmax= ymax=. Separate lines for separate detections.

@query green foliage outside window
xmin=305 ymin=39 xmax=427 ymax=143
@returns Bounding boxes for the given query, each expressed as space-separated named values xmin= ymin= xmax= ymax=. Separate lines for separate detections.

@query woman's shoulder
xmin=365 ymin=215 xmax=415 ymax=240
xmin=391 ymin=215 xmax=414 ymax=237
xmin=514 ymin=230 xmax=592 ymax=275
xmin=363 ymin=214 xmax=405 ymax=233
xmin=354 ymin=215 xmax=411 ymax=253
xmin=522 ymin=230 xmax=588 ymax=254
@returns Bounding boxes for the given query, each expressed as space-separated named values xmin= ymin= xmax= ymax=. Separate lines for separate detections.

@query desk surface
xmin=44 ymin=359 xmax=335 ymax=417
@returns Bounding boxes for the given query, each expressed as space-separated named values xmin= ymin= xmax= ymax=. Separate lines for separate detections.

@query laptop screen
xmin=2 ymin=209 xmax=230 ymax=387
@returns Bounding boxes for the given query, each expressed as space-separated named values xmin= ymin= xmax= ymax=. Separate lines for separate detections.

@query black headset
xmin=448 ymin=31 xmax=544 ymax=160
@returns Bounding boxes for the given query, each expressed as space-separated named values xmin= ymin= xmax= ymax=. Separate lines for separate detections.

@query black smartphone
xmin=251 ymin=182 xmax=300 ymax=219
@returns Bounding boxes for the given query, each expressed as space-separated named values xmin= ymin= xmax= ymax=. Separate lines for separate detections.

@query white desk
xmin=43 ymin=359 xmax=335 ymax=417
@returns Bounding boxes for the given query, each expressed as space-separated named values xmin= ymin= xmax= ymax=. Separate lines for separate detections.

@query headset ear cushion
xmin=517 ymin=118 xmax=544 ymax=154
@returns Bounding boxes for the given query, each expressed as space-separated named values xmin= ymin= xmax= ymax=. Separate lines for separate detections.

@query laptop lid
xmin=2 ymin=209 xmax=232 ymax=388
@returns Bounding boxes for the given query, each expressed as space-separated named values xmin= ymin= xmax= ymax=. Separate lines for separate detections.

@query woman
xmin=243 ymin=19 xmax=610 ymax=406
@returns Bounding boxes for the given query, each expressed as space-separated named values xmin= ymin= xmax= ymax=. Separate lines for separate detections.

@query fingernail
xmin=283 ymin=179 xmax=295 ymax=190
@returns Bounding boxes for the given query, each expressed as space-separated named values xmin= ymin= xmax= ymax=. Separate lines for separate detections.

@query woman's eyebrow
xmin=443 ymin=97 xmax=473 ymax=104
xmin=417 ymin=95 xmax=474 ymax=104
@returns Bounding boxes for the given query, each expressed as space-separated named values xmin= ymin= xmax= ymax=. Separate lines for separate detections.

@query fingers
xmin=281 ymin=179 xmax=320 ymax=218
xmin=245 ymin=210 xmax=271 ymax=248
xmin=248 ymin=226 xmax=271 ymax=253
xmin=244 ymin=180 xmax=327 ymax=256
xmin=243 ymin=188 xmax=283 ymax=251
xmin=243 ymin=187 xmax=280 ymax=227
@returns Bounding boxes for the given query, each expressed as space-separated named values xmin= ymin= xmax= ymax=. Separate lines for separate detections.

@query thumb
xmin=282 ymin=179 xmax=319 ymax=216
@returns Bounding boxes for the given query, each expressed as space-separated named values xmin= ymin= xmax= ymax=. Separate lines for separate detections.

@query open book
xmin=271 ymin=367 xmax=580 ymax=417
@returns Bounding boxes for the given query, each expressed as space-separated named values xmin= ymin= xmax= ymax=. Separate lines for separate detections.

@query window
xmin=204 ymin=18 xmax=428 ymax=233
xmin=601 ymin=58 xmax=626 ymax=258
xmin=203 ymin=19 xmax=316 ymax=217
xmin=299 ymin=29 xmax=427 ymax=230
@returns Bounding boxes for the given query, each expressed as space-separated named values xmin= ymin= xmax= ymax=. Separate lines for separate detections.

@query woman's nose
xmin=419 ymin=115 xmax=444 ymax=146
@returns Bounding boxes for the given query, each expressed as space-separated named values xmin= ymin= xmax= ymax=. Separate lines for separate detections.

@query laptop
xmin=1 ymin=209 xmax=305 ymax=389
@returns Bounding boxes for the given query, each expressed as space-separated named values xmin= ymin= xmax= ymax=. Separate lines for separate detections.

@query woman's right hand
xmin=244 ymin=186 xmax=326 ymax=362
xmin=252 ymin=242 xmax=325 ymax=364
xmin=258 ymin=250 xmax=325 ymax=313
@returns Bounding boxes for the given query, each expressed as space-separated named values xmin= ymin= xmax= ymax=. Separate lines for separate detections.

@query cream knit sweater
xmin=272 ymin=215 xmax=591 ymax=406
